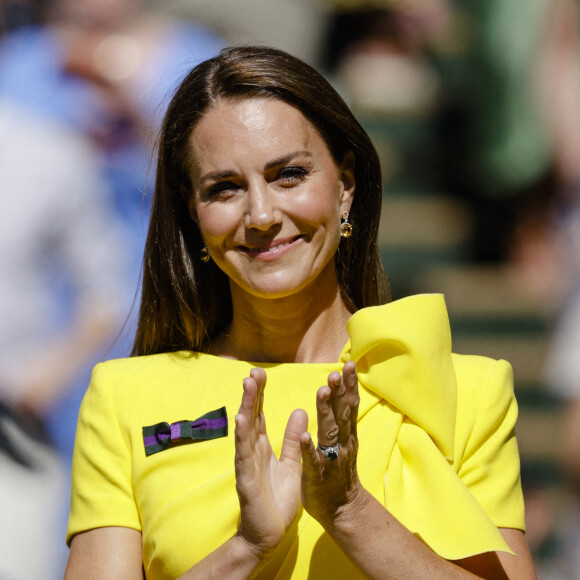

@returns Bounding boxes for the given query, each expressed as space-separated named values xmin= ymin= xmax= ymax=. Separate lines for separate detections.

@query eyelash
xmin=206 ymin=181 xmax=239 ymax=197
xmin=277 ymin=166 xmax=309 ymax=183
xmin=205 ymin=166 xmax=310 ymax=198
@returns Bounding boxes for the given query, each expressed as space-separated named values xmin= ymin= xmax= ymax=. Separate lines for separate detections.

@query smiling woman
xmin=64 ymin=46 xmax=536 ymax=579
xmin=187 ymin=98 xmax=355 ymax=316
xmin=129 ymin=46 xmax=388 ymax=359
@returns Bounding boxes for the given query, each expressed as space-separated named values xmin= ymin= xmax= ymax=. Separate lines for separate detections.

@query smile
xmin=239 ymin=236 xmax=303 ymax=259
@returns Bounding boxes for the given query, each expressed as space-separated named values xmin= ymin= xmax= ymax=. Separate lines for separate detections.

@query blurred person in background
xmin=0 ymin=5 xmax=128 ymax=580
xmin=0 ymin=99 xmax=129 ymax=580
xmin=538 ymin=0 xmax=580 ymax=577
xmin=456 ymin=0 xmax=556 ymax=265
xmin=322 ymin=0 xmax=556 ymax=266
xmin=0 ymin=0 xmax=224 ymax=304
xmin=321 ymin=0 xmax=451 ymax=118
xmin=0 ymin=0 xmax=224 ymax=454
xmin=0 ymin=1 xmax=223 ymax=578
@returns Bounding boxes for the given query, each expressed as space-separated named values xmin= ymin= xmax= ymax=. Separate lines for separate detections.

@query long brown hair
xmin=132 ymin=45 xmax=390 ymax=356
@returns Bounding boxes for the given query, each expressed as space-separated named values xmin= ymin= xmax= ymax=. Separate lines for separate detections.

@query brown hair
xmin=132 ymin=45 xmax=390 ymax=356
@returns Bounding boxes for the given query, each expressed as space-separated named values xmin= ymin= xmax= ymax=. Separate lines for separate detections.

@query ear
xmin=338 ymin=151 xmax=356 ymax=213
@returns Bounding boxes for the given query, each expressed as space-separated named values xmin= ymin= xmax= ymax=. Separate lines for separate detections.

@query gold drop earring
xmin=340 ymin=211 xmax=353 ymax=239
xmin=200 ymin=244 xmax=210 ymax=263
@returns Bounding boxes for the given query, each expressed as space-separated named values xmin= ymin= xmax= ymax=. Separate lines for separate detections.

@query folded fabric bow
xmin=143 ymin=406 xmax=228 ymax=456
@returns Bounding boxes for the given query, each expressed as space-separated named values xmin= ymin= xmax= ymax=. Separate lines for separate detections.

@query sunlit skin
xmin=187 ymin=98 xmax=354 ymax=304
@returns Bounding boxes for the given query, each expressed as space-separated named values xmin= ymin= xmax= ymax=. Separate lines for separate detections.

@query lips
xmin=239 ymin=235 xmax=303 ymax=256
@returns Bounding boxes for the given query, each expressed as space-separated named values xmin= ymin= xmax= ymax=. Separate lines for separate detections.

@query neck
xmin=211 ymin=270 xmax=353 ymax=364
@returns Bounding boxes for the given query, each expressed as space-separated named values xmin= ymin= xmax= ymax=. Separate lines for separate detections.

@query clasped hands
xmin=234 ymin=360 xmax=365 ymax=559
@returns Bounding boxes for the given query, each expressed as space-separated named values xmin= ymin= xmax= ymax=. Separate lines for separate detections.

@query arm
xmin=65 ymin=528 xmax=144 ymax=580
xmin=65 ymin=527 xmax=263 ymax=580
xmin=300 ymin=361 xmax=536 ymax=579
xmin=320 ymin=489 xmax=534 ymax=579
xmin=455 ymin=529 xmax=535 ymax=579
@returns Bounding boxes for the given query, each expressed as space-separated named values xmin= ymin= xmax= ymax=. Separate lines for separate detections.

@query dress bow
xmin=338 ymin=294 xmax=514 ymax=558
xmin=340 ymin=293 xmax=456 ymax=460
xmin=143 ymin=406 xmax=228 ymax=456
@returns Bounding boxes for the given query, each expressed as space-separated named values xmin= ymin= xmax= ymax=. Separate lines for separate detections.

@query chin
xmin=236 ymin=273 xmax=314 ymax=300
xmin=228 ymin=260 xmax=335 ymax=301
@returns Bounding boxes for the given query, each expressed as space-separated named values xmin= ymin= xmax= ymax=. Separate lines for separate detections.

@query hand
xmin=300 ymin=360 xmax=367 ymax=528
xmin=234 ymin=368 xmax=307 ymax=559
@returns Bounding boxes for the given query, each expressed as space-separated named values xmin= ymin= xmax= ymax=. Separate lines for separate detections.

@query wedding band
xmin=317 ymin=442 xmax=339 ymax=462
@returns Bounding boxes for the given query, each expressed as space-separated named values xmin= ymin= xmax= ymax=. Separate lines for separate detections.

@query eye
xmin=206 ymin=180 xmax=240 ymax=198
xmin=276 ymin=166 xmax=309 ymax=185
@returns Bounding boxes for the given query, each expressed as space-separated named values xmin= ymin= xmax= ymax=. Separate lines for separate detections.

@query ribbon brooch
xmin=143 ymin=406 xmax=228 ymax=456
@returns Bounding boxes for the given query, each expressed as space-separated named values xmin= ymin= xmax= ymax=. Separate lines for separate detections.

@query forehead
xmin=198 ymin=96 xmax=309 ymax=130
xmin=187 ymin=98 xmax=330 ymax=170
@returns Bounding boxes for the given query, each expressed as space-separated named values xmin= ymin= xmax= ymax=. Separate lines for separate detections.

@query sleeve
xmin=453 ymin=356 xmax=526 ymax=532
xmin=67 ymin=363 xmax=141 ymax=544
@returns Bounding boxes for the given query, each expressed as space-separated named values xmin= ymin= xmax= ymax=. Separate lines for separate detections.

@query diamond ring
xmin=317 ymin=442 xmax=339 ymax=461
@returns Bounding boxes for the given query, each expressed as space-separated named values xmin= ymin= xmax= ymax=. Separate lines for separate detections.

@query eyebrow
xmin=264 ymin=151 xmax=313 ymax=171
xmin=200 ymin=150 xmax=314 ymax=183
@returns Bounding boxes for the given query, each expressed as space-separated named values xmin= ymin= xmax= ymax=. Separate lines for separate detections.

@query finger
xmin=238 ymin=376 xmax=258 ymax=423
xmin=341 ymin=360 xmax=360 ymax=437
xmin=279 ymin=408 xmax=308 ymax=467
xmin=328 ymin=370 xmax=352 ymax=446
xmin=234 ymin=413 xmax=256 ymax=484
xmin=238 ymin=375 xmax=260 ymax=454
xmin=300 ymin=431 xmax=321 ymax=480
xmin=316 ymin=382 xmax=339 ymax=448
xmin=249 ymin=367 xmax=267 ymax=434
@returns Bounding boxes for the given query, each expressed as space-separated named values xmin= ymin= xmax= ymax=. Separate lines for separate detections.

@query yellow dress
xmin=67 ymin=294 xmax=525 ymax=579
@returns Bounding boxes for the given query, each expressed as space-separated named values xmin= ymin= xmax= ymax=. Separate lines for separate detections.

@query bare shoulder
xmin=65 ymin=527 xmax=143 ymax=580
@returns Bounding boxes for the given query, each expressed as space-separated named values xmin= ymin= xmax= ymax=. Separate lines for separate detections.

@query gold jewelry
xmin=200 ymin=245 xmax=210 ymax=263
xmin=340 ymin=211 xmax=353 ymax=239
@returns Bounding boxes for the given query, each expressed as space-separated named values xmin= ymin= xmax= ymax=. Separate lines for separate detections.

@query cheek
xmin=297 ymin=187 xmax=341 ymax=230
xmin=195 ymin=205 xmax=240 ymax=241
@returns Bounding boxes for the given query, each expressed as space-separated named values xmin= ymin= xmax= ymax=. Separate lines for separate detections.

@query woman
xmin=64 ymin=46 xmax=535 ymax=579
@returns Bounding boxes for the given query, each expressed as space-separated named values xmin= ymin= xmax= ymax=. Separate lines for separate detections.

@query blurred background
xmin=0 ymin=0 xmax=579 ymax=577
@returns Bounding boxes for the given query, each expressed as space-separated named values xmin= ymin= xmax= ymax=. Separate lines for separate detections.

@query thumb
xmin=279 ymin=408 xmax=308 ymax=466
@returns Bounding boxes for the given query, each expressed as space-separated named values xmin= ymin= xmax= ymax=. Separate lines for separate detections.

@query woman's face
xmin=186 ymin=97 xmax=355 ymax=301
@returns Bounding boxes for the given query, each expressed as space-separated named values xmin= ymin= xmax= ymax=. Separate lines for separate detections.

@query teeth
xmin=245 ymin=240 xmax=293 ymax=253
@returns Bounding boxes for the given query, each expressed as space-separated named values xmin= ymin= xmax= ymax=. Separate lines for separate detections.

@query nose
xmin=244 ymin=181 xmax=281 ymax=230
